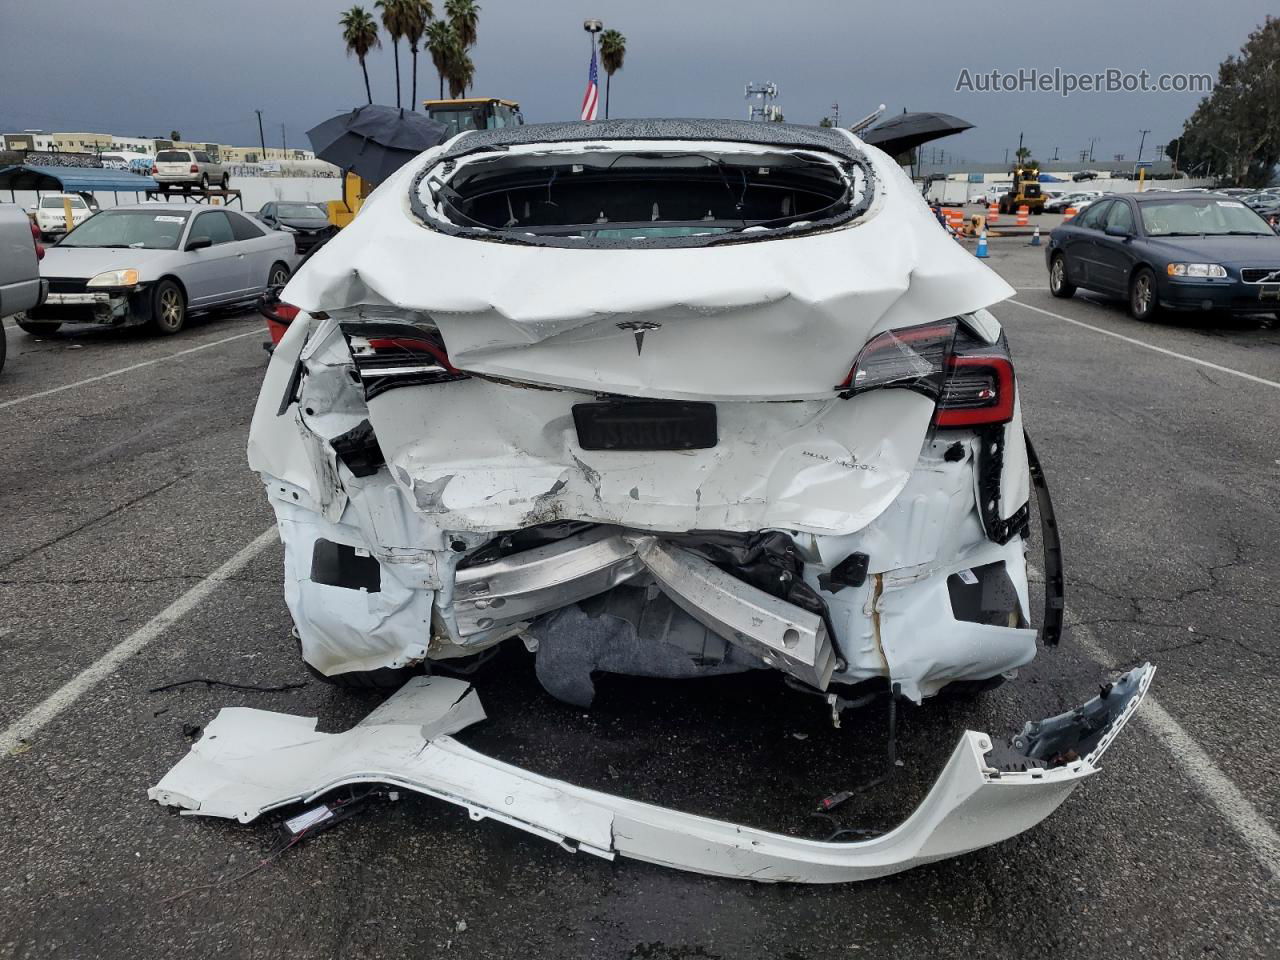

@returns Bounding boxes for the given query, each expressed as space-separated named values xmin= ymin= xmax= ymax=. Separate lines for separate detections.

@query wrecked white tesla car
xmin=251 ymin=119 xmax=1045 ymax=702
xmin=221 ymin=120 xmax=1151 ymax=880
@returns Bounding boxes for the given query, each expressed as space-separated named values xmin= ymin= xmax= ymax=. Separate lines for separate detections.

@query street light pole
xmin=1137 ymin=128 xmax=1150 ymax=163
xmin=255 ymin=109 xmax=266 ymax=160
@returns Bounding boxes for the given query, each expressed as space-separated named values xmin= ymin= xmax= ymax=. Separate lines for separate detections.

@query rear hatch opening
xmin=412 ymin=141 xmax=873 ymax=247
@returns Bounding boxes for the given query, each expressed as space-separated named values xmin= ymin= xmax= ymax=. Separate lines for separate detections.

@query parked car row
xmin=0 ymin=192 xmax=345 ymax=373
xmin=1043 ymin=191 xmax=1102 ymax=213
xmin=0 ymin=201 xmax=301 ymax=354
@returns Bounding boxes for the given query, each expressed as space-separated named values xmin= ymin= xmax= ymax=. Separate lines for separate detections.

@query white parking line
xmin=0 ymin=328 xmax=261 ymax=411
xmin=1004 ymin=299 xmax=1280 ymax=391
xmin=0 ymin=526 xmax=278 ymax=756
xmin=1029 ymin=564 xmax=1280 ymax=880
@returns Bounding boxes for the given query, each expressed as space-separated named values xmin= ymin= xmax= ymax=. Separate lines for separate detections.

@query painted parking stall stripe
xmin=0 ymin=328 xmax=261 ymax=411
xmin=1028 ymin=564 xmax=1280 ymax=881
xmin=0 ymin=526 xmax=278 ymax=756
xmin=1005 ymin=299 xmax=1280 ymax=391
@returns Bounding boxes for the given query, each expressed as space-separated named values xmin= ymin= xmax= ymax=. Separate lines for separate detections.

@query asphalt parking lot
xmin=1 ymin=239 xmax=1278 ymax=960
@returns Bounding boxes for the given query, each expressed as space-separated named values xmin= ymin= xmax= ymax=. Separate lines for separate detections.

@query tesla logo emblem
xmin=616 ymin=320 xmax=662 ymax=355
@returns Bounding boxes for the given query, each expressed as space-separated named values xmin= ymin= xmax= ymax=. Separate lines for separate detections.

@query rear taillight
xmin=190 ymin=163 xmax=199 ymax=173
xmin=343 ymin=319 xmax=469 ymax=400
xmin=29 ymin=220 xmax=44 ymax=260
xmin=936 ymin=351 xmax=1015 ymax=426
xmin=837 ymin=320 xmax=956 ymax=395
xmin=838 ymin=319 xmax=1015 ymax=427
xmin=364 ymin=335 xmax=463 ymax=374
xmin=150 ymin=165 xmax=157 ymax=175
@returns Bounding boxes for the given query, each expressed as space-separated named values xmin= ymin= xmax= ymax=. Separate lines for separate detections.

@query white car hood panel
xmin=283 ymin=135 xmax=1014 ymax=402
xmin=39 ymin=245 xmax=176 ymax=280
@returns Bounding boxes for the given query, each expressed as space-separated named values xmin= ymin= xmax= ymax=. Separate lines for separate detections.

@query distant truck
xmin=424 ymin=97 xmax=523 ymax=137
xmin=0 ymin=203 xmax=48 ymax=372
xmin=997 ymin=163 xmax=1045 ymax=215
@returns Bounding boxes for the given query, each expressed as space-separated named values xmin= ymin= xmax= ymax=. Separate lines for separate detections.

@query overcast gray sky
xmin=1 ymin=0 xmax=1273 ymax=164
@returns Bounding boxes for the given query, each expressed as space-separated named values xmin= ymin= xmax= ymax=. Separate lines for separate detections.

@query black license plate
xmin=1258 ymin=283 xmax=1280 ymax=301
xmin=572 ymin=401 xmax=717 ymax=451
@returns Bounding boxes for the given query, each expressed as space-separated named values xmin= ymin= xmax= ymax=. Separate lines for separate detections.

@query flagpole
xmin=584 ymin=18 xmax=602 ymax=122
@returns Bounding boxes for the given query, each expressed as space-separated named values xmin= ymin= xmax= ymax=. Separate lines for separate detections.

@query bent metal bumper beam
xmin=454 ymin=529 xmax=834 ymax=689
xmin=149 ymin=664 xmax=1154 ymax=883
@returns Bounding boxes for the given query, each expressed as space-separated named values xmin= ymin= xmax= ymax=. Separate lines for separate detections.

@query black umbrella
xmin=859 ymin=112 xmax=974 ymax=157
xmin=307 ymin=105 xmax=449 ymax=186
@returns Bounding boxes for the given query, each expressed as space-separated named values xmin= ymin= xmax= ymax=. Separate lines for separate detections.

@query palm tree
xmin=340 ymin=6 xmax=382 ymax=105
xmin=447 ymin=47 xmax=474 ymax=98
xmin=425 ymin=20 xmax=454 ymax=99
xmin=376 ymin=0 xmax=408 ymax=108
xmin=598 ymin=29 xmax=626 ymax=119
xmin=402 ymin=0 xmax=433 ymax=110
xmin=445 ymin=0 xmax=479 ymax=49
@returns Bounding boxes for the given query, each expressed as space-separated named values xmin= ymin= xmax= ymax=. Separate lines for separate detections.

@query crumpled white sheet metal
xmin=149 ymin=667 xmax=1155 ymax=883
xmin=367 ymin=378 xmax=937 ymax=536
xmin=281 ymin=133 xmax=1014 ymax=402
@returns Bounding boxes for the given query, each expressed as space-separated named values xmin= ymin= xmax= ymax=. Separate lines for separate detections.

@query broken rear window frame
xmin=409 ymin=127 xmax=876 ymax=250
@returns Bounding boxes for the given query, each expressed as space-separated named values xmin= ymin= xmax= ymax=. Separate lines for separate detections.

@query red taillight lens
xmin=190 ymin=163 xmax=199 ymax=173
xmin=150 ymin=165 xmax=158 ymax=175
xmin=936 ymin=353 xmax=1015 ymax=426
xmin=28 ymin=220 xmax=44 ymax=260
xmin=342 ymin=320 xmax=469 ymax=399
xmin=366 ymin=335 xmax=462 ymax=374
xmin=838 ymin=319 xmax=1015 ymax=427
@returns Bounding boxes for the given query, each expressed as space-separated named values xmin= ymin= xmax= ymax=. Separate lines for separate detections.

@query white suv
xmin=31 ymin=193 xmax=92 ymax=238
xmin=152 ymin=149 xmax=228 ymax=189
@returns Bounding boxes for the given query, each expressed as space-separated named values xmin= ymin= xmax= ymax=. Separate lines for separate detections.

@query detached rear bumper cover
xmin=149 ymin=664 xmax=1154 ymax=883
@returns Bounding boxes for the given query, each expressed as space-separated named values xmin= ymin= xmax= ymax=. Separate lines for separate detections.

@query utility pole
xmin=831 ymin=102 xmax=839 ymax=127
xmin=1136 ymin=128 xmax=1150 ymax=163
xmin=255 ymin=109 xmax=266 ymax=159
xmin=1088 ymin=136 xmax=1097 ymax=162
xmin=281 ymin=123 xmax=286 ymax=152
xmin=1004 ymin=146 xmax=1009 ymax=165
xmin=1052 ymin=146 xmax=1059 ymax=161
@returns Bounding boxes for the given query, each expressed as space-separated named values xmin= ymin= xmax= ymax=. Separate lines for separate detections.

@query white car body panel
xmin=150 ymin=666 xmax=1155 ymax=883
xmin=250 ymin=125 xmax=1038 ymax=697
xmin=285 ymin=137 xmax=1012 ymax=401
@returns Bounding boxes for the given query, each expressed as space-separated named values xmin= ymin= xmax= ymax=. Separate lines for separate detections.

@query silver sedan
xmin=17 ymin=203 xmax=298 ymax=335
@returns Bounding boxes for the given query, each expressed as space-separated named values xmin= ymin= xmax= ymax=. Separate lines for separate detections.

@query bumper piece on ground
xmin=149 ymin=664 xmax=1154 ymax=883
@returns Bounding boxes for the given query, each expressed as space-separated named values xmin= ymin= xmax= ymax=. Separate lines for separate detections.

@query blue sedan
xmin=1045 ymin=192 xmax=1280 ymax=321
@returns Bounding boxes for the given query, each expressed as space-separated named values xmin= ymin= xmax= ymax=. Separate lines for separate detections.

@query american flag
xmin=580 ymin=48 xmax=599 ymax=121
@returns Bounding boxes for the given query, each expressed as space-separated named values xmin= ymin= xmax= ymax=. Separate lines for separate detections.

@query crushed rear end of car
xmin=231 ymin=119 xmax=1150 ymax=879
